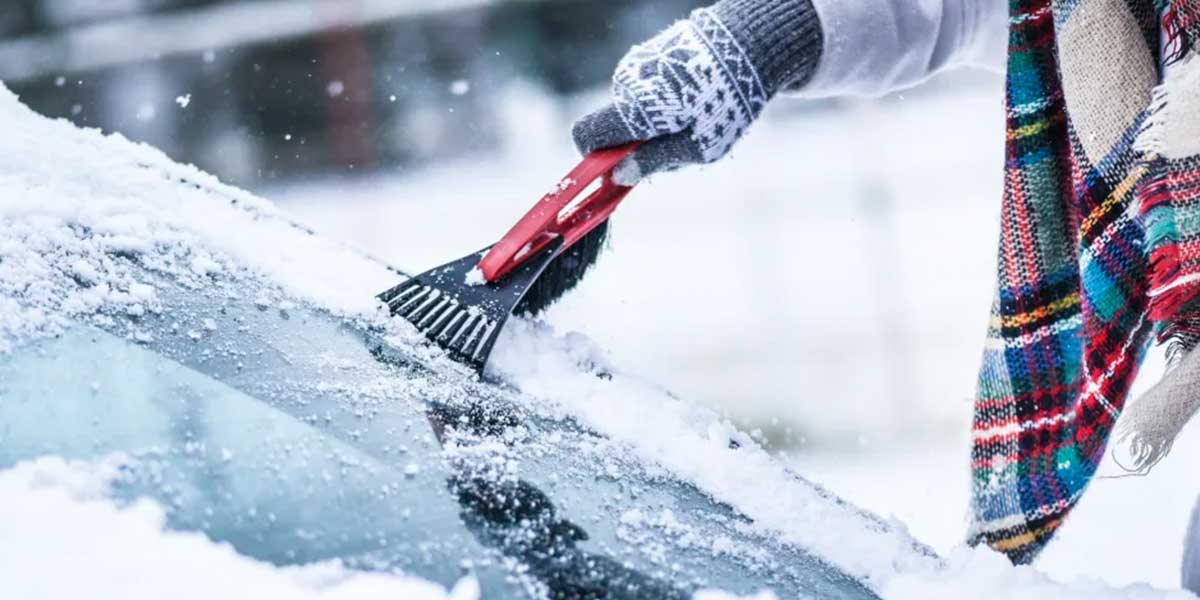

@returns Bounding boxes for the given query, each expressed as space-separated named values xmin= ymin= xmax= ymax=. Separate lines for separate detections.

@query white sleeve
xmin=794 ymin=0 xmax=1008 ymax=98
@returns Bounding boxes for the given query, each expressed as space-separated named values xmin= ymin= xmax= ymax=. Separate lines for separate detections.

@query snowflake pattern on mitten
xmin=612 ymin=9 xmax=768 ymax=163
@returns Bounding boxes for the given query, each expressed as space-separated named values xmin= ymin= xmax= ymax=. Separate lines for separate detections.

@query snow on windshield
xmin=0 ymin=83 xmax=1190 ymax=599
xmin=0 ymin=456 xmax=479 ymax=600
xmin=0 ymin=456 xmax=776 ymax=600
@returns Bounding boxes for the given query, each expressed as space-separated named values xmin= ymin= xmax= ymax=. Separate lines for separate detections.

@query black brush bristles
xmin=513 ymin=219 xmax=609 ymax=317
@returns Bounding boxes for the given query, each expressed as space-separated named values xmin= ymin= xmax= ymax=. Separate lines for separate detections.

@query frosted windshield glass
xmin=0 ymin=325 xmax=488 ymax=575
xmin=0 ymin=276 xmax=876 ymax=599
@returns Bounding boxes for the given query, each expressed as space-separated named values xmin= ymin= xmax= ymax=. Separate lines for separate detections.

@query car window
xmin=0 ymin=270 xmax=876 ymax=599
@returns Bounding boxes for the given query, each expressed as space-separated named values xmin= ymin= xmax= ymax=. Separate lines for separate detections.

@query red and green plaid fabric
xmin=969 ymin=0 xmax=1200 ymax=563
xmin=1143 ymin=2 xmax=1200 ymax=325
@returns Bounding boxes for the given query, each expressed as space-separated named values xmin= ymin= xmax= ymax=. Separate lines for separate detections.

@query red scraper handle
xmin=477 ymin=142 xmax=641 ymax=283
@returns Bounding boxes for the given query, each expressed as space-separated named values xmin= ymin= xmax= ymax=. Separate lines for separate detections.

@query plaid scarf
xmin=969 ymin=0 xmax=1200 ymax=564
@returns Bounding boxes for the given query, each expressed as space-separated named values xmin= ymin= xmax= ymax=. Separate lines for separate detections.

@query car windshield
xmin=0 ymin=269 xmax=875 ymax=599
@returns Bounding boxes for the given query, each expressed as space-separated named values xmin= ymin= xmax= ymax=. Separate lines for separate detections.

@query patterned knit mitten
xmin=572 ymin=0 xmax=822 ymax=185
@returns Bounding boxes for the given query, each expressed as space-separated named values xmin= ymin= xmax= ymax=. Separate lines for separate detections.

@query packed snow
xmin=0 ymin=76 xmax=1196 ymax=599
xmin=489 ymin=319 xmax=937 ymax=585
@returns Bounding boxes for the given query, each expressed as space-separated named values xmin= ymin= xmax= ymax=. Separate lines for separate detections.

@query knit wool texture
xmin=969 ymin=0 xmax=1200 ymax=564
xmin=609 ymin=0 xmax=821 ymax=163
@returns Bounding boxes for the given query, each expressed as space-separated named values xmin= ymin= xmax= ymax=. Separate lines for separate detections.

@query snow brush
xmin=377 ymin=143 xmax=640 ymax=372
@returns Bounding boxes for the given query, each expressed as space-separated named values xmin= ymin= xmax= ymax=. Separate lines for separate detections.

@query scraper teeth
xmin=459 ymin=317 xmax=492 ymax=360
xmin=427 ymin=305 xmax=464 ymax=339
xmin=448 ymin=314 xmax=482 ymax=353
xmin=390 ymin=285 xmax=432 ymax=315
xmin=471 ymin=320 xmax=497 ymax=361
xmin=410 ymin=289 xmax=448 ymax=324
xmin=376 ymin=282 xmax=406 ymax=305
xmin=385 ymin=288 xmax=490 ymax=368
xmin=378 ymin=243 xmax=537 ymax=370
xmin=408 ymin=289 xmax=446 ymax=321
xmin=435 ymin=310 xmax=467 ymax=344
xmin=379 ymin=280 xmax=422 ymax=308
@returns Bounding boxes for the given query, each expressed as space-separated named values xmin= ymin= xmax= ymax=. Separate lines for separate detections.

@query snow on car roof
xmin=0 ymin=84 xmax=1184 ymax=599
xmin=0 ymin=84 xmax=398 ymax=353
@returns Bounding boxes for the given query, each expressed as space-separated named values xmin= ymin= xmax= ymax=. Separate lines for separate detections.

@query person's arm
xmin=801 ymin=0 xmax=1007 ymax=97
xmin=573 ymin=0 xmax=1007 ymax=184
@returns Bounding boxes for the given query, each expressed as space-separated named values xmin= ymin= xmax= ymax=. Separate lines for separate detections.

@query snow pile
xmin=489 ymin=319 xmax=936 ymax=585
xmin=489 ymin=319 xmax=1196 ymax=599
xmin=0 ymin=82 xmax=395 ymax=352
xmin=0 ymin=456 xmax=478 ymax=600
xmin=882 ymin=546 xmax=1195 ymax=600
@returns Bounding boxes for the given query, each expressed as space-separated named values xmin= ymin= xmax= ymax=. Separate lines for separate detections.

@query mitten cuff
xmin=708 ymin=0 xmax=824 ymax=94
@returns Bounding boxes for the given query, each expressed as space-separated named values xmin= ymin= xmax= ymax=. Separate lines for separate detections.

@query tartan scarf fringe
xmin=1162 ymin=314 xmax=1200 ymax=364
xmin=1160 ymin=0 xmax=1200 ymax=64
xmin=1112 ymin=312 xmax=1200 ymax=476
xmin=1137 ymin=51 xmax=1200 ymax=328
xmin=1139 ymin=158 xmax=1185 ymax=324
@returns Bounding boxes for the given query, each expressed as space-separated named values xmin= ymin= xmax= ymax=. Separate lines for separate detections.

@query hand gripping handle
xmin=477 ymin=142 xmax=641 ymax=283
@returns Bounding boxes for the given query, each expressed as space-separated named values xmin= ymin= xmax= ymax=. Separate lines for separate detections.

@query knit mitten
xmin=572 ymin=0 xmax=822 ymax=185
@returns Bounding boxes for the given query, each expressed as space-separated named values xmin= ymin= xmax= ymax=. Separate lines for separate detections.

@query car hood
xmin=0 ymin=83 xmax=934 ymax=594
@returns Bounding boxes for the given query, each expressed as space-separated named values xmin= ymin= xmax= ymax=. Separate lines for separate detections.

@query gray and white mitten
xmin=573 ymin=0 xmax=823 ymax=185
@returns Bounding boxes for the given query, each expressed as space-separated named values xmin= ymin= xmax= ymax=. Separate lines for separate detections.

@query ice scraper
xmin=377 ymin=143 xmax=640 ymax=372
